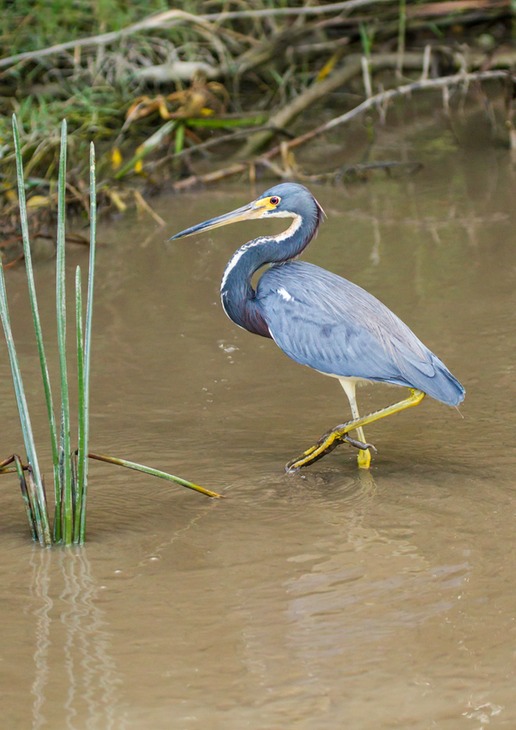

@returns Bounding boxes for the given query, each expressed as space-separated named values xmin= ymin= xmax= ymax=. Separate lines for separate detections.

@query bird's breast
xmin=220 ymin=288 xmax=271 ymax=338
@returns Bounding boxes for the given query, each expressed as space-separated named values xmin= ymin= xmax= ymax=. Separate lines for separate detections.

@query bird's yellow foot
xmin=285 ymin=426 xmax=376 ymax=472
xmin=285 ymin=433 xmax=341 ymax=472
xmin=357 ymin=447 xmax=372 ymax=469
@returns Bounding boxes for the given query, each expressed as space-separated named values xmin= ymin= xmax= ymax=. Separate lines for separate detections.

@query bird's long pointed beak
xmin=169 ymin=200 xmax=264 ymax=240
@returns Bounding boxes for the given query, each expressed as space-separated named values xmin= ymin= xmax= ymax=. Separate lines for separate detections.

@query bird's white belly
xmin=316 ymin=372 xmax=371 ymax=389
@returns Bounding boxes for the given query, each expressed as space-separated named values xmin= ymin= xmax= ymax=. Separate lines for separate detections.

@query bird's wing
xmin=255 ymin=261 xmax=462 ymax=403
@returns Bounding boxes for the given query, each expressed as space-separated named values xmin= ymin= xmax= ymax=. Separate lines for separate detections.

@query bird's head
xmin=170 ymin=183 xmax=325 ymax=241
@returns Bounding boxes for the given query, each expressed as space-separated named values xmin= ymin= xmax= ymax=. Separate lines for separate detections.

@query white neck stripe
xmin=220 ymin=214 xmax=302 ymax=291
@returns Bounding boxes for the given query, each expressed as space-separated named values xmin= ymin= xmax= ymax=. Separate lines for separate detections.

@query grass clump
xmin=0 ymin=115 xmax=221 ymax=547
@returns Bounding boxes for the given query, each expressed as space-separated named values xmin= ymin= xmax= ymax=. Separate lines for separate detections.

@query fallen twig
xmin=236 ymin=59 xmax=363 ymax=158
xmin=236 ymin=52 xmax=514 ymax=157
xmin=281 ymin=69 xmax=513 ymax=150
xmin=173 ymin=69 xmax=512 ymax=191
xmin=406 ymin=0 xmax=509 ymax=18
xmin=0 ymin=1 xmax=393 ymax=71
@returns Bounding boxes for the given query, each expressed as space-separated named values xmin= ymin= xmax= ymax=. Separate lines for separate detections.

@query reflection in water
xmin=29 ymin=550 xmax=122 ymax=730
xmin=30 ymin=551 xmax=51 ymax=730
xmin=233 ymin=469 xmax=471 ymax=718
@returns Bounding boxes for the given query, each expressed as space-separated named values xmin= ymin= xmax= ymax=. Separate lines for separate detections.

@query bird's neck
xmin=220 ymin=214 xmax=316 ymax=336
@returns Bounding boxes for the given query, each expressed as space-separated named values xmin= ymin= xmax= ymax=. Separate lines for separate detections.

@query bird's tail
xmin=424 ymin=355 xmax=465 ymax=406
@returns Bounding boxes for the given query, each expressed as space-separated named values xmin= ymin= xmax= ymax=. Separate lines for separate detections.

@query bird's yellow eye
xmin=255 ymin=194 xmax=282 ymax=212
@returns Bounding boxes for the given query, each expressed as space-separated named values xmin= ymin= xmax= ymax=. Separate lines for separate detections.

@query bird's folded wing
xmin=256 ymin=261 xmax=447 ymax=392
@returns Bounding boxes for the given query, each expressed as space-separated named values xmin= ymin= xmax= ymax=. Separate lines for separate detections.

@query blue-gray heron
xmin=171 ymin=183 xmax=465 ymax=470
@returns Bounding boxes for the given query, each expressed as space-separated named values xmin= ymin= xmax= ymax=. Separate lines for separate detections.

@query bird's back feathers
xmin=255 ymin=261 xmax=465 ymax=406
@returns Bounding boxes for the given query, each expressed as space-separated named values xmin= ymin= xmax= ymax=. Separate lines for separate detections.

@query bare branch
xmin=173 ymin=69 xmax=513 ymax=191
xmin=0 ymin=1 xmax=394 ymax=70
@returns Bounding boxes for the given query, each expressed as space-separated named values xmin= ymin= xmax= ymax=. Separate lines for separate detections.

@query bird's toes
xmin=339 ymin=434 xmax=377 ymax=453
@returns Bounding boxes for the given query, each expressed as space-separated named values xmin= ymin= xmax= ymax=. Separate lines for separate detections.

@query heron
xmin=170 ymin=182 xmax=465 ymax=470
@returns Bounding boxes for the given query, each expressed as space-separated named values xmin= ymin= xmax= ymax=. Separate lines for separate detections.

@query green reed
xmin=0 ymin=116 xmax=221 ymax=546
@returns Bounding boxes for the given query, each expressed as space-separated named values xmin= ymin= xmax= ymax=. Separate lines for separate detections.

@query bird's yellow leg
xmin=286 ymin=389 xmax=426 ymax=472
xmin=356 ymin=432 xmax=372 ymax=469
xmin=338 ymin=378 xmax=371 ymax=469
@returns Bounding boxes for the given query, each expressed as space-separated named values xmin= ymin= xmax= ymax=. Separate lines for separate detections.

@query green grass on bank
xmin=0 ymin=1 xmax=512 ymax=226
xmin=1 ymin=0 xmax=171 ymax=54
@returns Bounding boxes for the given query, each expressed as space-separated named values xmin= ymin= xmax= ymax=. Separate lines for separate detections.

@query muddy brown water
xmin=1 ymin=141 xmax=515 ymax=729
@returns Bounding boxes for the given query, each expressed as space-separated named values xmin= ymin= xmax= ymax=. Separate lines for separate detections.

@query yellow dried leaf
xmin=108 ymin=190 xmax=127 ymax=212
xmin=316 ymin=53 xmax=338 ymax=82
xmin=111 ymin=147 xmax=123 ymax=170
xmin=26 ymin=195 xmax=49 ymax=209
xmin=158 ymin=98 xmax=172 ymax=119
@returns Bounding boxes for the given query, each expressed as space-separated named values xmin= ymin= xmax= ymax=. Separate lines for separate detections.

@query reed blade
xmin=88 ymin=453 xmax=223 ymax=499
xmin=13 ymin=455 xmax=37 ymax=542
xmin=0 ymin=266 xmax=51 ymax=545
xmin=56 ymin=119 xmax=73 ymax=544
xmin=74 ymin=266 xmax=85 ymax=543
xmin=76 ymin=143 xmax=97 ymax=545
xmin=12 ymin=115 xmax=60 ymax=541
